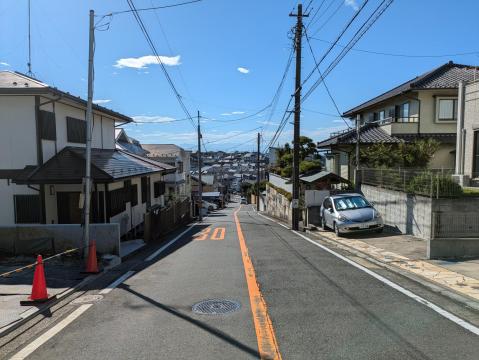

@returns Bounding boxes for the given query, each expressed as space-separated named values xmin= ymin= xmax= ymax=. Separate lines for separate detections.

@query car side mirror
xmin=328 ymin=208 xmax=334 ymax=213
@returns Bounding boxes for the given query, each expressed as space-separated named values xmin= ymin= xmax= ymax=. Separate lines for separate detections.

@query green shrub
xmin=406 ymin=173 xmax=463 ymax=197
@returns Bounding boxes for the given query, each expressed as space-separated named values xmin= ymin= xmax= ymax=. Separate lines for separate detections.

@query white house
xmin=0 ymin=71 xmax=174 ymax=236
xmin=142 ymin=144 xmax=191 ymax=201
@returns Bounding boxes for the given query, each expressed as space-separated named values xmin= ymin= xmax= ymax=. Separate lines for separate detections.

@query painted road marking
xmin=255 ymin=210 xmax=479 ymax=336
xmin=211 ymin=227 xmax=225 ymax=240
xmin=9 ymin=304 xmax=93 ymax=360
xmin=194 ymin=227 xmax=211 ymax=240
xmin=145 ymin=223 xmax=198 ymax=261
xmin=234 ymin=206 xmax=282 ymax=360
xmin=99 ymin=271 xmax=135 ymax=295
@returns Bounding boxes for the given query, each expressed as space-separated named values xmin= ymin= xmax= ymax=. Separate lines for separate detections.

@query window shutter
xmin=66 ymin=117 xmax=86 ymax=143
xmin=394 ymin=105 xmax=400 ymax=121
xmin=14 ymin=195 xmax=41 ymax=223
xmin=39 ymin=110 xmax=56 ymax=140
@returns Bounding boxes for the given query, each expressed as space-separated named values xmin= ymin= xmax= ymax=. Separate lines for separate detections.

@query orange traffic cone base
xmin=20 ymin=255 xmax=56 ymax=306
xmin=82 ymin=240 xmax=101 ymax=274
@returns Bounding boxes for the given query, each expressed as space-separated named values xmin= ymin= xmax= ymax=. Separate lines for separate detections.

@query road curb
xmin=304 ymin=229 xmax=479 ymax=312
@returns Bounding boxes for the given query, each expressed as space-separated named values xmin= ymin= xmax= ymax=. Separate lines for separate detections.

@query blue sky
xmin=1 ymin=0 xmax=478 ymax=152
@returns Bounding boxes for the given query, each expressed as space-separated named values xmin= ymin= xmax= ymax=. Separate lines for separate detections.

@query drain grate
xmin=192 ymin=299 xmax=241 ymax=315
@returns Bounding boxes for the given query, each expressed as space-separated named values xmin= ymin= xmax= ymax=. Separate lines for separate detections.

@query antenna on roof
xmin=26 ymin=0 xmax=34 ymax=78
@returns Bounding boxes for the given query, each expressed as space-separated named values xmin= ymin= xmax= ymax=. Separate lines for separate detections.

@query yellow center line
xmin=234 ymin=205 xmax=282 ymax=360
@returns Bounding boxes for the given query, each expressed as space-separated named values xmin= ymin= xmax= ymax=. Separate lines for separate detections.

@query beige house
xmin=318 ymin=62 xmax=479 ymax=181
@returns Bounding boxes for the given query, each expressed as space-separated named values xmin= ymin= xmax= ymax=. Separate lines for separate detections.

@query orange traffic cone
xmin=20 ymin=255 xmax=55 ymax=305
xmin=83 ymin=240 xmax=100 ymax=274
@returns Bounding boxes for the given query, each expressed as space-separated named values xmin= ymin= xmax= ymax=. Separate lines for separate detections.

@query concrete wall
xmin=464 ymin=81 xmax=479 ymax=178
xmin=265 ymin=184 xmax=291 ymax=223
xmin=362 ymin=184 xmax=433 ymax=240
xmin=0 ymin=223 xmax=120 ymax=256
xmin=268 ymin=173 xmax=292 ymax=193
xmin=362 ymin=184 xmax=479 ymax=259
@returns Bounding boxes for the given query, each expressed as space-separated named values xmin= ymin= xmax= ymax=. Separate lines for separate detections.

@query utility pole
xmin=355 ymin=113 xmax=361 ymax=191
xmin=290 ymin=4 xmax=307 ymax=231
xmin=197 ymin=111 xmax=203 ymax=221
xmin=256 ymin=133 xmax=260 ymax=211
xmin=83 ymin=9 xmax=94 ymax=257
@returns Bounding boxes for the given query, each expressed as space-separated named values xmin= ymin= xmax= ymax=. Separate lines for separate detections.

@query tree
xmin=271 ymin=138 xmax=322 ymax=177
xmin=360 ymin=139 xmax=439 ymax=168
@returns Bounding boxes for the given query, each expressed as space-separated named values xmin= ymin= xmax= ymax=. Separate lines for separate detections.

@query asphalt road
xmin=6 ymin=202 xmax=479 ymax=359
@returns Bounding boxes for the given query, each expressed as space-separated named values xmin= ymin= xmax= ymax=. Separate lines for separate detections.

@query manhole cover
xmin=192 ymin=299 xmax=241 ymax=315
xmin=71 ymin=294 xmax=104 ymax=304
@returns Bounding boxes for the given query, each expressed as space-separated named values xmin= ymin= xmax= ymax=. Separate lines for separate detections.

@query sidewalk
xmin=307 ymin=228 xmax=479 ymax=304
xmin=0 ymin=257 xmax=85 ymax=332
xmin=0 ymin=240 xmax=144 ymax=335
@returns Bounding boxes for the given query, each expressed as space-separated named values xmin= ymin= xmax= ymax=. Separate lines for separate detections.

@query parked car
xmin=240 ymin=197 xmax=247 ymax=204
xmin=320 ymin=193 xmax=383 ymax=236
xmin=202 ymin=201 xmax=217 ymax=211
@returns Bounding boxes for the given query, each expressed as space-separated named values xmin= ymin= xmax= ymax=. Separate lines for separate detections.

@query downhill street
xmin=5 ymin=201 xmax=479 ymax=359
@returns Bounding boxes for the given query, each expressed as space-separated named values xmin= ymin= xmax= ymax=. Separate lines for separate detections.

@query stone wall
xmin=265 ymin=184 xmax=291 ymax=223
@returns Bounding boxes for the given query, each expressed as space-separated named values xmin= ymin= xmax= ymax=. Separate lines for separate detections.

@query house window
xmin=474 ymin=131 xmax=479 ymax=176
xmin=141 ymin=177 xmax=148 ymax=203
xmin=400 ymin=102 xmax=409 ymax=121
xmin=437 ymin=98 xmax=457 ymax=121
xmin=154 ymin=181 xmax=165 ymax=198
xmin=379 ymin=110 xmax=385 ymax=121
xmin=177 ymin=161 xmax=183 ymax=173
xmin=39 ymin=110 xmax=56 ymax=140
xmin=110 ymin=187 xmax=128 ymax=217
xmin=131 ymin=184 xmax=138 ymax=206
xmin=66 ymin=117 xmax=86 ymax=143
xmin=14 ymin=195 xmax=41 ymax=223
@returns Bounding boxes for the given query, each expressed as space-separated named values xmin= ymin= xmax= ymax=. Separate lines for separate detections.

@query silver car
xmin=320 ymin=193 xmax=383 ymax=236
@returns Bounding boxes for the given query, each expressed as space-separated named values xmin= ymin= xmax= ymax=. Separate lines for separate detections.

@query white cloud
xmin=220 ymin=111 xmax=246 ymax=116
xmin=0 ymin=62 xmax=10 ymax=67
xmin=237 ymin=67 xmax=250 ymax=74
xmin=344 ymin=0 xmax=359 ymax=11
xmin=93 ymin=99 xmax=111 ymax=104
xmin=132 ymin=115 xmax=177 ymax=124
xmin=114 ymin=55 xmax=181 ymax=69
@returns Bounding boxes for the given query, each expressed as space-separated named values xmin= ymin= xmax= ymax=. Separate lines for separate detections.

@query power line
xmin=301 ymin=0 xmax=370 ymax=88
xmin=126 ymin=0 xmax=196 ymax=131
xmin=131 ymin=117 xmax=191 ymax=124
xmin=205 ymin=126 xmax=263 ymax=145
xmin=310 ymin=0 xmax=343 ymax=35
xmin=302 ymin=0 xmax=395 ymax=104
xmin=306 ymin=0 xmax=328 ymax=28
xmin=307 ymin=0 xmax=338 ymax=30
xmin=304 ymin=28 xmax=350 ymax=128
xmin=204 ymin=105 xmax=271 ymax=123
xmin=309 ymin=36 xmax=479 ymax=58
xmin=101 ymin=0 xmax=203 ymax=16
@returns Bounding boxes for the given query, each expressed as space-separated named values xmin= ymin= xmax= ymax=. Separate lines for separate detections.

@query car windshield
xmin=333 ymin=196 xmax=370 ymax=211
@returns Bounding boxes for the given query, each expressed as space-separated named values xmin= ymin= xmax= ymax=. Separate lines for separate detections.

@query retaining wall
xmin=265 ymin=184 xmax=291 ymax=223
xmin=0 ymin=223 xmax=120 ymax=256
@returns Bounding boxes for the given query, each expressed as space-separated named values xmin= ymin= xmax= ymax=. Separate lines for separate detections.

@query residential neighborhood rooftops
xmin=299 ymin=171 xmax=349 ymax=184
xmin=142 ymin=144 xmax=185 ymax=157
xmin=10 ymin=147 xmax=175 ymax=184
xmin=0 ymin=71 xmax=133 ymax=123
xmin=115 ymin=128 xmax=149 ymax=156
xmin=343 ymin=62 xmax=479 ymax=117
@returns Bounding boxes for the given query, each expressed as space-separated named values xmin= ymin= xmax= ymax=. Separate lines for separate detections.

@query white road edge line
xmin=291 ymin=230 xmax=479 ymax=336
xmin=256 ymin=211 xmax=290 ymax=229
xmin=144 ymin=222 xmax=198 ymax=262
xmin=9 ymin=304 xmax=93 ymax=360
xmin=257 ymin=211 xmax=479 ymax=336
xmin=99 ymin=270 xmax=135 ymax=295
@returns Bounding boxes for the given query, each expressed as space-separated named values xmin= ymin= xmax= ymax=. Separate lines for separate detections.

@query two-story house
xmin=142 ymin=144 xmax=191 ymax=201
xmin=317 ymin=62 xmax=479 ymax=181
xmin=0 ymin=71 xmax=175 ymax=237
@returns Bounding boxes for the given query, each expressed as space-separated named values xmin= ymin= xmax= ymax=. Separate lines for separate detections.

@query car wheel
xmin=334 ymin=222 xmax=342 ymax=237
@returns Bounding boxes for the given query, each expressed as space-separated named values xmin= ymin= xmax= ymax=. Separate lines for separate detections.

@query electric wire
xmin=100 ymin=0 xmax=203 ymax=16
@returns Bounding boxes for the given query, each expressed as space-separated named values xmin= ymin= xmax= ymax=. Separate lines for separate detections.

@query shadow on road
xmin=120 ymin=284 xmax=261 ymax=358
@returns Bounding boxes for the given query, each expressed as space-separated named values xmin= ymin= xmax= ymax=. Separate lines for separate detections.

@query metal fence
xmin=360 ymin=168 xmax=462 ymax=198
xmin=432 ymin=212 xmax=479 ymax=238
xmin=144 ymin=199 xmax=191 ymax=242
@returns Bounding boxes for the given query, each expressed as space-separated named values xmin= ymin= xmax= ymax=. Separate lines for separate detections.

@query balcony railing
xmin=372 ymin=116 xmax=419 ymax=126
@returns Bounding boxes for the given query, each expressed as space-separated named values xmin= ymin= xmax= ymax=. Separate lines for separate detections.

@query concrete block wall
xmin=0 ymin=223 xmax=120 ymax=256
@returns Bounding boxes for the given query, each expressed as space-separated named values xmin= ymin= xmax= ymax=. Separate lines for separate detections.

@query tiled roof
xmin=142 ymin=144 xmax=184 ymax=157
xmin=299 ymin=171 xmax=348 ymax=184
xmin=317 ymin=124 xmax=403 ymax=148
xmin=343 ymin=62 xmax=479 ymax=117
xmin=0 ymin=71 xmax=132 ymax=123
xmin=12 ymin=147 xmax=175 ymax=184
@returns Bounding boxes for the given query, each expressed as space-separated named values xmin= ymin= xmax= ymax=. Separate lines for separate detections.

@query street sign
xmin=291 ymin=199 xmax=299 ymax=208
